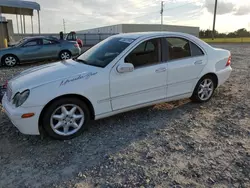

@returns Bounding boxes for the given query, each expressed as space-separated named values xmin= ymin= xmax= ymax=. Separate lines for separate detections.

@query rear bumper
xmin=1 ymin=94 xmax=42 ymax=135
xmin=71 ymin=47 xmax=81 ymax=57
xmin=216 ymin=66 xmax=232 ymax=86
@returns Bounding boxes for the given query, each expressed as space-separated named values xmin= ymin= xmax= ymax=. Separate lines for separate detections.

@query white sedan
xmin=2 ymin=32 xmax=232 ymax=140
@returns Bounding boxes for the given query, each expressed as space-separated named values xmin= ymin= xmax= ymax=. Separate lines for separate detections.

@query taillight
xmin=74 ymin=43 xmax=79 ymax=48
xmin=226 ymin=55 xmax=231 ymax=67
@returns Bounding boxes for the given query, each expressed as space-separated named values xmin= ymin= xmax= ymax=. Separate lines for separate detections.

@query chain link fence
xmin=11 ymin=33 xmax=118 ymax=46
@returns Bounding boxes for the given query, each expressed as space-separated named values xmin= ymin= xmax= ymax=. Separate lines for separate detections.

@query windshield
xmin=76 ymin=37 xmax=134 ymax=68
xmin=15 ymin=38 xmax=28 ymax=47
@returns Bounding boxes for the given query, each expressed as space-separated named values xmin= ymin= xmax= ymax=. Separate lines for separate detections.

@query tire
xmin=2 ymin=55 xmax=18 ymax=67
xmin=59 ymin=50 xmax=72 ymax=60
xmin=190 ymin=75 xmax=216 ymax=103
xmin=42 ymin=97 xmax=90 ymax=140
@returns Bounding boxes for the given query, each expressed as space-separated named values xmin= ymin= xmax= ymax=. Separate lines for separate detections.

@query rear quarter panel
xmin=60 ymin=41 xmax=80 ymax=56
xmin=197 ymin=46 xmax=231 ymax=78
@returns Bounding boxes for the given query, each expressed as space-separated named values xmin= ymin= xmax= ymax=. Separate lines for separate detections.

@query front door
xmin=110 ymin=38 xmax=168 ymax=111
xmin=20 ymin=39 xmax=43 ymax=61
xmin=165 ymin=37 xmax=207 ymax=98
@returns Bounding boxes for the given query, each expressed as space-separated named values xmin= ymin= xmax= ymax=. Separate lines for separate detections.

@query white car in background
xmin=2 ymin=32 xmax=232 ymax=140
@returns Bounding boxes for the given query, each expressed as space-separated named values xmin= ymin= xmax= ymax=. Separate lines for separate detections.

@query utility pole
xmin=160 ymin=1 xmax=164 ymax=30
xmin=212 ymin=0 xmax=218 ymax=40
xmin=63 ymin=19 xmax=66 ymax=33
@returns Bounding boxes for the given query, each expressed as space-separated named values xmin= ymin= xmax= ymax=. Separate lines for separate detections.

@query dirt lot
xmin=0 ymin=44 xmax=250 ymax=188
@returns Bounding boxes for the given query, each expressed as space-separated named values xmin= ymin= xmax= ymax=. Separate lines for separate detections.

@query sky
xmin=3 ymin=0 xmax=250 ymax=33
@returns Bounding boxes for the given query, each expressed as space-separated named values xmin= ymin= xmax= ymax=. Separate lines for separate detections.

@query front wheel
xmin=3 ymin=55 xmax=18 ymax=67
xmin=190 ymin=76 xmax=215 ymax=102
xmin=42 ymin=97 xmax=90 ymax=140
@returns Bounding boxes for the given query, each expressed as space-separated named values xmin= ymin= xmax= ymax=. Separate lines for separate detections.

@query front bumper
xmin=1 ymin=94 xmax=43 ymax=135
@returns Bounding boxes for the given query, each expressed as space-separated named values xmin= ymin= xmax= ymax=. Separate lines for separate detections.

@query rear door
xmin=19 ymin=39 xmax=43 ymax=61
xmin=165 ymin=37 xmax=207 ymax=98
xmin=40 ymin=39 xmax=61 ymax=59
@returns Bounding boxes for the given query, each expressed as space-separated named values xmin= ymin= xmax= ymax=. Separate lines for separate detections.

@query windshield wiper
xmin=75 ymin=59 xmax=104 ymax=68
xmin=75 ymin=59 xmax=89 ymax=64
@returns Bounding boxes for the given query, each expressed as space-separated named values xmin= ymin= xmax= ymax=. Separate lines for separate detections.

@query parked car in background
xmin=65 ymin=31 xmax=83 ymax=48
xmin=0 ymin=36 xmax=81 ymax=67
xmin=1 ymin=32 xmax=232 ymax=140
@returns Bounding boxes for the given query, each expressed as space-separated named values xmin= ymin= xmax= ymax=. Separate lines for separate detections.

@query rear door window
xmin=43 ymin=39 xmax=58 ymax=45
xmin=166 ymin=37 xmax=191 ymax=60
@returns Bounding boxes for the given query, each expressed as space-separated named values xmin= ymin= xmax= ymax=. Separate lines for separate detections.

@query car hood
xmin=8 ymin=59 xmax=99 ymax=93
xmin=0 ymin=47 xmax=16 ymax=53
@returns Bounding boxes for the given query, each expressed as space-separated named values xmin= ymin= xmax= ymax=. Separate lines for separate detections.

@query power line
xmin=164 ymin=1 xmax=197 ymax=11
xmin=122 ymin=1 xmax=158 ymax=10
xmin=132 ymin=11 xmax=159 ymax=20
xmin=159 ymin=1 xmax=199 ymax=25
xmin=42 ymin=1 xmax=199 ymax=30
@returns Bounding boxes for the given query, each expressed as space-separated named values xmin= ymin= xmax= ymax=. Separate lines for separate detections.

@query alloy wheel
xmin=5 ymin=56 xmax=17 ymax=66
xmin=61 ymin=52 xmax=70 ymax=60
xmin=50 ymin=104 xmax=85 ymax=136
xmin=198 ymin=78 xmax=214 ymax=101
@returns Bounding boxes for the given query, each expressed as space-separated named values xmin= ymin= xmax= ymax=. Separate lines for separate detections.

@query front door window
xmin=125 ymin=38 xmax=161 ymax=68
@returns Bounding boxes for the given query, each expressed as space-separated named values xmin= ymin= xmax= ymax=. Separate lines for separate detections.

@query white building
xmin=77 ymin=24 xmax=199 ymax=37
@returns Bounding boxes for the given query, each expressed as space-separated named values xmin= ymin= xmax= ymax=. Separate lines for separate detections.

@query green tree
xmin=235 ymin=28 xmax=249 ymax=37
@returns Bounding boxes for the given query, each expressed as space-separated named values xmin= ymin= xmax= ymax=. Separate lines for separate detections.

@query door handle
xmin=194 ymin=60 xmax=203 ymax=65
xmin=155 ymin=67 xmax=166 ymax=73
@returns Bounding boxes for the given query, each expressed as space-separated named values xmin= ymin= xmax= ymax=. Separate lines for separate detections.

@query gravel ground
xmin=0 ymin=44 xmax=250 ymax=188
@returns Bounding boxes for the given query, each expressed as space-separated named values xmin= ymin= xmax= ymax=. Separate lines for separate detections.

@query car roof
xmin=112 ymin=31 xmax=213 ymax=52
xmin=113 ymin=31 xmax=194 ymax=39
xmin=24 ymin=36 xmax=59 ymax=40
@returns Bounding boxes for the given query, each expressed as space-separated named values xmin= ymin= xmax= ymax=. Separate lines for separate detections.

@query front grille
xmin=6 ymin=86 xmax=12 ymax=102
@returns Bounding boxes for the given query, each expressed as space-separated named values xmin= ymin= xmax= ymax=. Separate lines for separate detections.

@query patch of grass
xmin=202 ymin=37 xmax=250 ymax=43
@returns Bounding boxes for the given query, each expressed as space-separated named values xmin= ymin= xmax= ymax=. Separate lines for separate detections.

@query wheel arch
xmin=190 ymin=72 xmax=219 ymax=102
xmin=200 ymin=72 xmax=218 ymax=88
xmin=38 ymin=94 xmax=95 ymax=132
xmin=59 ymin=49 xmax=72 ymax=55
xmin=1 ymin=54 xmax=20 ymax=64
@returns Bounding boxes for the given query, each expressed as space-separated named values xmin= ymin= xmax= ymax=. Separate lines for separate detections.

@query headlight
xmin=12 ymin=90 xmax=30 ymax=107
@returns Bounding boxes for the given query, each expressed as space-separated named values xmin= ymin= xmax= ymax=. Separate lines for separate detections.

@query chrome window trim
xmin=111 ymin=34 xmax=207 ymax=72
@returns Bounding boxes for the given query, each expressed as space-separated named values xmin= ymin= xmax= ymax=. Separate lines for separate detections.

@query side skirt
xmin=95 ymin=92 xmax=192 ymax=120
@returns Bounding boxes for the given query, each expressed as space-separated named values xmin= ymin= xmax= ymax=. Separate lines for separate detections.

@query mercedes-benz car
xmin=0 ymin=36 xmax=81 ymax=67
xmin=2 ymin=32 xmax=232 ymax=139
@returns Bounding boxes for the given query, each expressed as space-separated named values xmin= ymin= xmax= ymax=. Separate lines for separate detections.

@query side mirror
xmin=117 ymin=63 xmax=134 ymax=73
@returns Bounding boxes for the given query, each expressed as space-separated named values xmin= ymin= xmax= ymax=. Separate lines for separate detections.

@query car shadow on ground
xmin=0 ymin=99 xmax=201 ymax=187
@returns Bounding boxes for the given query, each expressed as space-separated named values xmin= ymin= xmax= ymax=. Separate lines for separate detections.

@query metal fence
xmin=10 ymin=33 xmax=118 ymax=46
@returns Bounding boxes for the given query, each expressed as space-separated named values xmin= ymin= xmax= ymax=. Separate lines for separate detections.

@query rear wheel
xmin=3 ymin=55 xmax=18 ymax=67
xmin=190 ymin=76 xmax=215 ymax=102
xmin=59 ymin=50 xmax=71 ymax=60
xmin=42 ymin=97 xmax=90 ymax=140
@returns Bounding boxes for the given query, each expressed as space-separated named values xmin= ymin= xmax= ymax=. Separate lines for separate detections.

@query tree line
xmin=199 ymin=28 xmax=250 ymax=38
